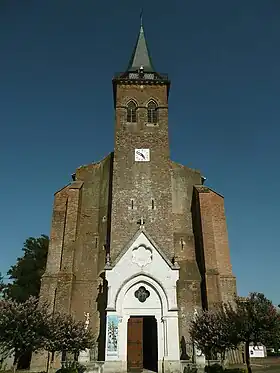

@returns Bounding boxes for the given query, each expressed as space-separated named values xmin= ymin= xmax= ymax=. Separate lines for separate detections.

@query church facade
xmin=31 ymin=24 xmax=237 ymax=373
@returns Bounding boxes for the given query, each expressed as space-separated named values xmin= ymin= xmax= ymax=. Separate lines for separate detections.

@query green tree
xmin=225 ymin=293 xmax=280 ymax=373
xmin=0 ymin=273 xmax=4 ymax=296
xmin=0 ymin=297 xmax=94 ymax=372
xmin=190 ymin=307 xmax=239 ymax=366
xmin=45 ymin=313 xmax=94 ymax=366
xmin=0 ymin=297 xmax=50 ymax=372
xmin=3 ymin=235 xmax=49 ymax=302
xmin=190 ymin=294 xmax=280 ymax=373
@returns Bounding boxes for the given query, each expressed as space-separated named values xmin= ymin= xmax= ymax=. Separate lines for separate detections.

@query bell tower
xmin=110 ymin=24 xmax=174 ymax=261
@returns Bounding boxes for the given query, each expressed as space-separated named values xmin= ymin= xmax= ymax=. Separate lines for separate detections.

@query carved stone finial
xmin=106 ymin=252 xmax=111 ymax=266
xmin=172 ymin=255 xmax=178 ymax=266
xmin=137 ymin=217 xmax=145 ymax=229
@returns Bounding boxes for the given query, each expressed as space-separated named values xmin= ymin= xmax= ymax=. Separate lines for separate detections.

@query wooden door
xmin=127 ymin=317 xmax=143 ymax=371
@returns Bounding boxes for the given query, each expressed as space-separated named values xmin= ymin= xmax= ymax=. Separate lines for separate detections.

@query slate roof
xmin=126 ymin=25 xmax=155 ymax=72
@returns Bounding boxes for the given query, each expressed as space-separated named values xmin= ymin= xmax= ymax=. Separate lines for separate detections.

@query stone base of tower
xmin=162 ymin=360 xmax=182 ymax=373
xmin=30 ymin=356 xmax=185 ymax=373
xmin=102 ymin=359 xmax=181 ymax=373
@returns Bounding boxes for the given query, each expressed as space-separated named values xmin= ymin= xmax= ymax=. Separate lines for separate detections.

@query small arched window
xmin=147 ymin=101 xmax=158 ymax=124
xmin=126 ymin=101 xmax=137 ymax=123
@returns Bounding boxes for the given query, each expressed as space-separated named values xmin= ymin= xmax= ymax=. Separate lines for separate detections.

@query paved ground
xmin=231 ymin=356 xmax=280 ymax=372
xmin=143 ymin=359 xmax=280 ymax=373
xmin=2 ymin=358 xmax=280 ymax=373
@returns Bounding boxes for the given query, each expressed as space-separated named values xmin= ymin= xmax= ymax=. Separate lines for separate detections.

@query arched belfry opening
xmin=147 ymin=100 xmax=158 ymax=124
xmin=126 ymin=101 xmax=137 ymax=123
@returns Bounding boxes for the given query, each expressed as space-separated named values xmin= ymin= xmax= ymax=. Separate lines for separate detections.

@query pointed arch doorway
xmin=127 ymin=316 xmax=158 ymax=372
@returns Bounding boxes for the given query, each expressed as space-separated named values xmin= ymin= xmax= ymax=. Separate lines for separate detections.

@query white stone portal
xmin=104 ymin=229 xmax=181 ymax=373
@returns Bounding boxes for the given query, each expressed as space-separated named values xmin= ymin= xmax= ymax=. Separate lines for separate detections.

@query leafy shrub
xmin=56 ymin=361 xmax=86 ymax=373
xmin=183 ymin=364 xmax=198 ymax=373
xmin=205 ymin=364 xmax=223 ymax=373
xmin=267 ymin=350 xmax=280 ymax=356
xmin=205 ymin=366 xmax=246 ymax=373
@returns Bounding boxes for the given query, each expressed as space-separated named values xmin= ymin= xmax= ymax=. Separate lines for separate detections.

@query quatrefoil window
xmin=134 ymin=286 xmax=150 ymax=303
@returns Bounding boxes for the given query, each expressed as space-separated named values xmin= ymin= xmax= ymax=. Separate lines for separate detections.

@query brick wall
xmin=171 ymin=161 xmax=203 ymax=354
xmin=110 ymin=84 xmax=174 ymax=260
xmin=31 ymin=77 xmax=238 ymax=371
xmin=31 ymin=156 xmax=113 ymax=370
xmin=192 ymin=186 xmax=237 ymax=309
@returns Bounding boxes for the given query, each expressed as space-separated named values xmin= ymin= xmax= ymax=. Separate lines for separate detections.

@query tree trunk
xmin=46 ymin=352 xmax=50 ymax=373
xmin=12 ymin=350 xmax=20 ymax=373
xmin=245 ymin=341 xmax=252 ymax=373
xmin=220 ymin=351 xmax=226 ymax=369
xmin=12 ymin=358 xmax=18 ymax=373
xmin=49 ymin=351 xmax=56 ymax=373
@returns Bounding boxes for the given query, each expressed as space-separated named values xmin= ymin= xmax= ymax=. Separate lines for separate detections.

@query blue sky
xmin=0 ymin=1 xmax=279 ymax=304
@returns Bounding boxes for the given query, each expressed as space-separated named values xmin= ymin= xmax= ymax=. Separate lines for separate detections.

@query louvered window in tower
xmin=127 ymin=101 xmax=137 ymax=123
xmin=147 ymin=101 xmax=158 ymax=124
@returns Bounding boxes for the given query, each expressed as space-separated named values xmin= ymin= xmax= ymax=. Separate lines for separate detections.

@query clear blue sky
xmin=0 ymin=1 xmax=279 ymax=304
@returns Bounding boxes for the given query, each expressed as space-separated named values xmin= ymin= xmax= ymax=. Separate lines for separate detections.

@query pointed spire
xmin=126 ymin=14 xmax=155 ymax=73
